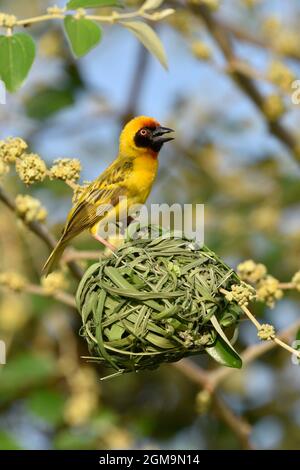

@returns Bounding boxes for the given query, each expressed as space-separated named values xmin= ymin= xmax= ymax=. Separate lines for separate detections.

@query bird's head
xmin=119 ymin=116 xmax=174 ymax=158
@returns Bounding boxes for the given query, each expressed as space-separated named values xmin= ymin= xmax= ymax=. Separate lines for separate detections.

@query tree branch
xmin=122 ymin=41 xmax=150 ymax=123
xmin=25 ymin=283 xmax=76 ymax=308
xmin=213 ymin=394 xmax=253 ymax=450
xmin=216 ymin=18 xmax=300 ymax=62
xmin=189 ymin=4 xmax=299 ymax=163
xmin=0 ymin=185 xmax=83 ymax=280
xmin=208 ymin=317 xmax=300 ymax=389
xmin=172 ymin=360 xmax=253 ymax=449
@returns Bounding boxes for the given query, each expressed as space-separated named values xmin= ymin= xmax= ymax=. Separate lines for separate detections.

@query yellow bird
xmin=43 ymin=116 xmax=174 ymax=275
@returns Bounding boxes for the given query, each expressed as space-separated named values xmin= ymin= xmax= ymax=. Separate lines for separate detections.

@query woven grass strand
xmin=76 ymin=227 xmax=241 ymax=377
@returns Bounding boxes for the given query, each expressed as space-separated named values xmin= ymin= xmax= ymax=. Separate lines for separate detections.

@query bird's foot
xmin=92 ymin=233 xmax=117 ymax=253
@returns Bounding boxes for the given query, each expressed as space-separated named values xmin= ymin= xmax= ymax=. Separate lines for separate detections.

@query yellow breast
xmin=128 ymin=155 xmax=158 ymax=204
xmin=91 ymin=154 xmax=158 ymax=236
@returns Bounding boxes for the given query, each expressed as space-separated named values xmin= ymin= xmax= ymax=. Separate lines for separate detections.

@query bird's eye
xmin=140 ymin=129 xmax=148 ymax=137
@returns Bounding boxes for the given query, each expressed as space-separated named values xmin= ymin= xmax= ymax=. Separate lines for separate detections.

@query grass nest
xmin=76 ymin=225 xmax=243 ymax=378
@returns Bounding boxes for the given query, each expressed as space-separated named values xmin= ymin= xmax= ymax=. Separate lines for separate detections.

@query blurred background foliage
xmin=0 ymin=0 xmax=300 ymax=450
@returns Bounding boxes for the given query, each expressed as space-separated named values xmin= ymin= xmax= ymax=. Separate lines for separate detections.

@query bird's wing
xmin=62 ymin=158 xmax=133 ymax=239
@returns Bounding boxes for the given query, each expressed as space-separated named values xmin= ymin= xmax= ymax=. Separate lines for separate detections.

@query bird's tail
xmin=42 ymin=237 xmax=68 ymax=276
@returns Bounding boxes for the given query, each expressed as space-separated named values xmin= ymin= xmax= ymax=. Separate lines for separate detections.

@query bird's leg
xmin=92 ymin=232 xmax=116 ymax=252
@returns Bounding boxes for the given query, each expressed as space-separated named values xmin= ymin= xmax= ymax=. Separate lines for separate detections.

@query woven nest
xmin=76 ymin=225 xmax=242 ymax=377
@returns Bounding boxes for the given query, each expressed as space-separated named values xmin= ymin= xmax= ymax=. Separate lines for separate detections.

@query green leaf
xmin=206 ymin=335 xmax=242 ymax=368
xmin=67 ymin=0 xmax=123 ymax=9
xmin=210 ymin=314 xmax=238 ymax=352
xmin=121 ymin=21 xmax=168 ymax=69
xmin=0 ymin=432 xmax=22 ymax=450
xmin=54 ymin=429 xmax=97 ymax=450
xmin=25 ymin=88 xmax=74 ymax=120
xmin=0 ymin=353 xmax=56 ymax=400
xmin=105 ymin=323 xmax=125 ymax=341
xmin=64 ymin=16 xmax=102 ymax=58
xmin=27 ymin=389 xmax=65 ymax=426
xmin=0 ymin=33 xmax=35 ymax=92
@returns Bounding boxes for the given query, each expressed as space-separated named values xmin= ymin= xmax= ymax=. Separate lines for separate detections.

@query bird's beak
xmin=152 ymin=126 xmax=175 ymax=145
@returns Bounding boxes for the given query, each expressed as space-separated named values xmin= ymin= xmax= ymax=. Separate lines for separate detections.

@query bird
xmin=42 ymin=116 xmax=174 ymax=275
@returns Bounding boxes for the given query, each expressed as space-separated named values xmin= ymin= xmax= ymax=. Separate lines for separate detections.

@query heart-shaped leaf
xmin=121 ymin=21 xmax=168 ymax=69
xmin=64 ymin=16 xmax=102 ymax=58
xmin=67 ymin=0 xmax=123 ymax=8
xmin=0 ymin=33 xmax=35 ymax=92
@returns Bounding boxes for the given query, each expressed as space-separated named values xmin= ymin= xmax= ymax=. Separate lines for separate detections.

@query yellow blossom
xmin=47 ymin=5 xmax=66 ymax=15
xmin=49 ymin=158 xmax=81 ymax=183
xmin=64 ymin=392 xmax=98 ymax=426
xmin=16 ymin=153 xmax=47 ymax=185
xmin=225 ymin=282 xmax=256 ymax=307
xmin=0 ymin=13 xmax=17 ymax=28
xmin=237 ymin=260 xmax=267 ymax=284
xmin=196 ymin=389 xmax=212 ymax=414
xmin=63 ymin=367 xmax=99 ymax=426
xmin=39 ymin=31 xmax=63 ymax=58
xmin=258 ymin=323 xmax=275 ymax=340
xmin=68 ymin=367 xmax=98 ymax=392
xmin=41 ymin=271 xmax=69 ymax=294
xmin=274 ymin=31 xmax=300 ymax=57
xmin=267 ymin=60 xmax=295 ymax=92
xmin=292 ymin=271 xmax=300 ymax=291
xmin=0 ymin=160 xmax=9 ymax=179
xmin=262 ymin=16 xmax=281 ymax=36
xmin=104 ymin=428 xmax=133 ymax=449
xmin=74 ymin=8 xmax=87 ymax=20
xmin=250 ymin=205 xmax=279 ymax=233
xmin=0 ymin=137 xmax=28 ymax=164
xmin=256 ymin=275 xmax=283 ymax=308
xmin=191 ymin=41 xmax=211 ymax=60
xmin=15 ymin=194 xmax=47 ymax=223
xmin=263 ymin=94 xmax=285 ymax=121
xmin=0 ymin=272 xmax=26 ymax=291
xmin=0 ymin=295 xmax=30 ymax=332
xmin=72 ymin=181 xmax=90 ymax=204
xmin=169 ymin=12 xmax=193 ymax=34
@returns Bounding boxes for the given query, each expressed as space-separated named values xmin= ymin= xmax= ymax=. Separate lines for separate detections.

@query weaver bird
xmin=43 ymin=116 xmax=174 ymax=275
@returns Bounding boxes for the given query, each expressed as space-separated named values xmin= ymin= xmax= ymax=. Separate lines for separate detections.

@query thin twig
xmin=190 ymin=3 xmax=299 ymax=163
xmin=209 ymin=317 xmax=300 ymax=389
xmin=219 ymin=287 xmax=300 ymax=360
xmin=279 ymin=282 xmax=295 ymax=290
xmin=241 ymin=303 xmax=300 ymax=359
xmin=213 ymin=394 xmax=253 ymax=450
xmin=122 ymin=41 xmax=150 ymax=122
xmin=217 ymin=18 xmax=300 ymax=62
xmin=172 ymin=360 xmax=253 ymax=449
xmin=15 ymin=8 xmax=174 ymax=27
xmin=63 ymin=249 xmax=104 ymax=263
xmin=0 ymin=185 xmax=83 ymax=280
xmin=172 ymin=358 xmax=212 ymax=390
xmin=24 ymin=283 xmax=76 ymax=308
